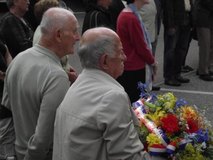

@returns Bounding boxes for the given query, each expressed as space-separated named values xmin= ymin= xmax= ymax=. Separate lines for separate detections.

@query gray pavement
xmin=70 ymin=12 xmax=213 ymax=126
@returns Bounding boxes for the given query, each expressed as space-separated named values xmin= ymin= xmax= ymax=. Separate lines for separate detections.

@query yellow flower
xmin=157 ymin=92 xmax=177 ymax=110
xmin=146 ymin=133 xmax=162 ymax=146
xmin=162 ymin=92 xmax=176 ymax=102
xmin=146 ymin=109 xmax=166 ymax=126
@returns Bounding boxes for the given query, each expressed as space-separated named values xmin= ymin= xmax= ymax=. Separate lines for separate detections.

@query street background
xmin=71 ymin=12 xmax=213 ymax=126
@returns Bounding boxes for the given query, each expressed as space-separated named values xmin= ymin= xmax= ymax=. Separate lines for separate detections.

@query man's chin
xmin=68 ymin=52 xmax=74 ymax=55
xmin=117 ymin=70 xmax=124 ymax=78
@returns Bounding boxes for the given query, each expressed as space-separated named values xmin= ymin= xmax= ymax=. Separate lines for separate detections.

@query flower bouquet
xmin=132 ymin=82 xmax=213 ymax=160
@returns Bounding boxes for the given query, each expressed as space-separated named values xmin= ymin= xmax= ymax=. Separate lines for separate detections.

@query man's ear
xmin=99 ymin=54 xmax=108 ymax=70
xmin=55 ymin=29 xmax=63 ymax=42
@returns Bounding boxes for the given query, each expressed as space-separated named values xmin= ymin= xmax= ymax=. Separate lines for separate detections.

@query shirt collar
xmin=34 ymin=44 xmax=62 ymax=66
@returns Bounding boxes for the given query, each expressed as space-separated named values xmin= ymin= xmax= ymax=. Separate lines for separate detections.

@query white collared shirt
xmin=184 ymin=0 xmax=191 ymax=11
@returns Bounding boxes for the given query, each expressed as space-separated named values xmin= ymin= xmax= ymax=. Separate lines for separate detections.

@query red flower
xmin=186 ymin=118 xmax=199 ymax=133
xmin=161 ymin=114 xmax=179 ymax=134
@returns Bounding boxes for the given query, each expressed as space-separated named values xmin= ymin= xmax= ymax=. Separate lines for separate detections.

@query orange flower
xmin=181 ymin=106 xmax=198 ymax=121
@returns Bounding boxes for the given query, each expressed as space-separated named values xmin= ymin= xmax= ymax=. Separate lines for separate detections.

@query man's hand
xmin=67 ymin=67 xmax=78 ymax=83
xmin=142 ymin=151 xmax=151 ymax=160
xmin=152 ymin=61 xmax=158 ymax=73
xmin=151 ymin=62 xmax=158 ymax=81
xmin=0 ymin=70 xmax=5 ymax=80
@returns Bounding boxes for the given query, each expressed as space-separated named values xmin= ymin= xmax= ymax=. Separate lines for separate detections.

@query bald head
xmin=78 ymin=27 xmax=126 ymax=78
xmin=78 ymin=27 xmax=121 ymax=68
xmin=81 ymin=27 xmax=118 ymax=46
xmin=40 ymin=7 xmax=76 ymax=36
xmin=39 ymin=7 xmax=80 ymax=58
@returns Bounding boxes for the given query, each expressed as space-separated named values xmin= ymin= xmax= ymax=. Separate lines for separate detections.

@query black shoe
xmin=175 ymin=76 xmax=190 ymax=83
xmin=209 ymin=71 xmax=213 ymax=76
xmin=181 ymin=65 xmax=193 ymax=73
xmin=185 ymin=65 xmax=193 ymax=71
xmin=197 ymin=70 xmax=213 ymax=76
xmin=165 ymin=79 xmax=181 ymax=86
xmin=152 ymin=86 xmax=161 ymax=91
xmin=199 ymin=74 xmax=213 ymax=81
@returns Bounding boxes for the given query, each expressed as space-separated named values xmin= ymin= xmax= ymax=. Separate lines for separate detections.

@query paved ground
xmin=70 ymin=12 xmax=213 ymax=126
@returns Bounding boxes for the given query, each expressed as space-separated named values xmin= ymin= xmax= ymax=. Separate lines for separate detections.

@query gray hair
xmin=78 ymin=35 xmax=117 ymax=69
xmin=40 ymin=7 xmax=73 ymax=35
xmin=6 ymin=0 xmax=14 ymax=8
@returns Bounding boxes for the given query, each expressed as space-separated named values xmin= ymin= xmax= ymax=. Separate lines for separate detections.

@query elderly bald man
xmin=53 ymin=27 xmax=151 ymax=160
xmin=1 ymin=7 xmax=80 ymax=160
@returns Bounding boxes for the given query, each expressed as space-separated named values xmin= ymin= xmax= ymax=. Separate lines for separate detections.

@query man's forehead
xmin=81 ymin=28 xmax=116 ymax=44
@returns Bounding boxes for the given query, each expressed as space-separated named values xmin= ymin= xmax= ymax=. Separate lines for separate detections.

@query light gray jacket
xmin=2 ymin=45 xmax=70 ymax=160
xmin=53 ymin=68 xmax=148 ymax=160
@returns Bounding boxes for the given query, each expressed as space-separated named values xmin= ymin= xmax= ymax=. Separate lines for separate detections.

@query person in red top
xmin=116 ymin=0 xmax=157 ymax=103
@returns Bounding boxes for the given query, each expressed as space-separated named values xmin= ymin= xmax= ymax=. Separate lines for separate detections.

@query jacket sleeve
xmin=128 ymin=17 xmax=155 ymax=65
xmin=98 ymin=90 xmax=149 ymax=160
xmin=1 ymin=69 xmax=12 ymax=111
xmin=1 ymin=16 xmax=33 ymax=57
xmin=24 ymin=75 xmax=70 ymax=160
xmin=0 ymin=77 xmax=16 ymax=158
xmin=163 ymin=0 xmax=175 ymax=28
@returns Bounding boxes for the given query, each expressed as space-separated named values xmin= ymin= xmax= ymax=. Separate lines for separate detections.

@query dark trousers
xmin=117 ymin=69 xmax=145 ymax=104
xmin=163 ymin=25 xmax=191 ymax=79
xmin=197 ymin=27 xmax=213 ymax=75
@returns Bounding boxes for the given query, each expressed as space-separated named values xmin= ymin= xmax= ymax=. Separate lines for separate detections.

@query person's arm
xmin=0 ymin=70 xmax=5 ymax=80
xmin=0 ymin=44 xmax=12 ymax=80
xmin=1 ymin=71 xmax=12 ymax=111
xmin=12 ymin=18 xmax=33 ymax=51
xmin=1 ymin=73 xmax=16 ymax=159
xmin=0 ymin=117 xmax=16 ymax=159
xmin=66 ymin=67 xmax=78 ymax=84
xmin=24 ymin=74 xmax=70 ymax=160
xmin=162 ymin=0 xmax=175 ymax=29
xmin=128 ymin=16 xmax=155 ymax=65
xmin=4 ymin=45 xmax=12 ymax=66
xmin=2 ymin=16 xmax=33 ymax=57
xmin=0 ymin=40 xmax=7 ymax=78
xmin=60 ymin=56 xmax=78 ymax=84
xmin=99 ymin=90 xmax=151 ymax=160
